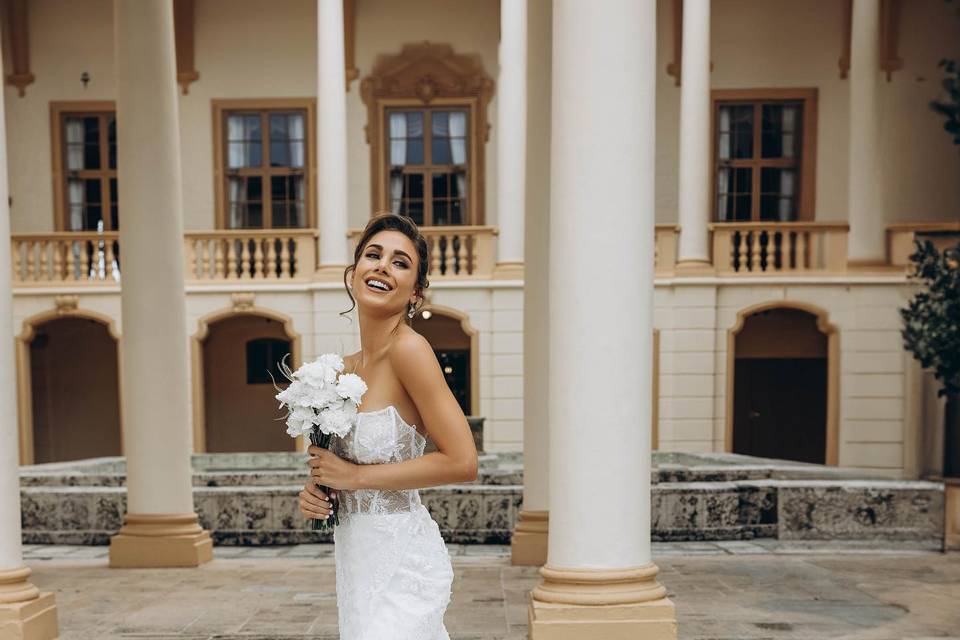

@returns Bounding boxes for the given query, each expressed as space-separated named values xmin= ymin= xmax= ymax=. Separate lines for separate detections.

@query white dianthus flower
xmin=318 ymin=400 xmax=358 ymax=438
xmin=335 ymin=373 xmax=368 ymax=406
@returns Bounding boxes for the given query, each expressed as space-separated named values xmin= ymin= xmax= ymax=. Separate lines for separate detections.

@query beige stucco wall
xmin=655 ymin=0 xmax=960 ymax=224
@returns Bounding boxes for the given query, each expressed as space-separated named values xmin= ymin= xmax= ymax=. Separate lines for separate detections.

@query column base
xmin=109 ymin=513 xmax=213 ymax=568
xmin=315 ymin=264 xmax=348 ymax=282
xmin=946 ymin=479 xmax=960 ymax=552
xmin=674 ymin=259 xmax=715 ymax=276
xmin=511 ymin=510 xmax=548 ymax=566
xmin=529 ymin=563 xmax=677 ymax=639
xmin=0 ymin=567 xmax=59 ymax=640
xmin=492 ymin=261 xmax=525 ymax=280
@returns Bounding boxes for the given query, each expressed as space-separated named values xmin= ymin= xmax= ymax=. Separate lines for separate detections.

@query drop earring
xmin=407 ymin=302 xmax=416 ymax=319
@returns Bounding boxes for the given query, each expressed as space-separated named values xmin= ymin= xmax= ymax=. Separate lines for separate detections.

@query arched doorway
xmin=728 ymin=304 xmax=837 ymax=464
xmin=411 ymin=306 xmax=477 ymax=416
xmin=22 ymin=315 xmax=122 ymax=463
xmin=196 ymin=312 xmax=299 ymax=453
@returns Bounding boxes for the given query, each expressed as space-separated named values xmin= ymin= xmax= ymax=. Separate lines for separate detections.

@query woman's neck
xmin=357 ymin=308 xmax=404 ymax=366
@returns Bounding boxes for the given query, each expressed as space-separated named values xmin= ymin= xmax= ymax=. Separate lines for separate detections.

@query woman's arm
xmin=308 ymin=332 xmax=479 ymax=491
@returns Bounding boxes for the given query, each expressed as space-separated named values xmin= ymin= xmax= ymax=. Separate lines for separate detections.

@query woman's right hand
xmin=299 ymin=483 xmax=337 ymax=520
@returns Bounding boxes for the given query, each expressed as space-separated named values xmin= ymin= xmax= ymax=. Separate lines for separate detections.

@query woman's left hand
xmin=307 ymin=445 xmax=361 ymax=490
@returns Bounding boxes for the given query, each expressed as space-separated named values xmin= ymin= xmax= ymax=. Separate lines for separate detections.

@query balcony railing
xmin=710 ymin=222 xmax=849 ymax=275
xmin=887 ymin=222 xmax=960 ymax=267
xmin=348 ymin=225 xmax=498 ymax=279
xmin=184 ymin=229 xmax=317 ymax=282
xmin=12 ymin=232 xmax=122 ymax=284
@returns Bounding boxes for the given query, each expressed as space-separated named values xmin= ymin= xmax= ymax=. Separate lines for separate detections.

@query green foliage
xmin=901 ymin=240 xmax=960 ymax=396
xmin=931 ymin=59 xmax=960 ymax=146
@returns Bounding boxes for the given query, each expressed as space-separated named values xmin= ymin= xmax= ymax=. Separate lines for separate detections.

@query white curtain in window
xmin=228 ymin=177 xmax=243 ymax=228
xmin=66 ymin=119 xmax=85 ymax=170
xmin=227 ymin=116 xmax=247 ymax=169
xmin=68 ymin=180 xmax=85 ymax=230
xmin=778 ymin=170 xmax=795 ymax=221
xmin=389 ymin=113 xmax=407 ymax=166
xmin=716 ymin=108 xmax=732 ymax=221
xmin=448 ymin=112 xmax=467 ymax=165
xmin=781 ymin=107 xmax=797 ymax=158
xmin=287 ymin=115 xmax=305 ymax=168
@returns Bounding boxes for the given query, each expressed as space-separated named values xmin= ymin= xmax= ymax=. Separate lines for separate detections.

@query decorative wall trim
xmin=2 ymin=0 xmax=35 ymax=96
xmin=879 ymin=0 xmax=903 ymax=81
xmin=344 ymin=0 xmax=359 ymax=89
xmin=666 ymin=0 xmax=683 ymax=86
xmin=174 ymin=0 xmax=200 ymax=94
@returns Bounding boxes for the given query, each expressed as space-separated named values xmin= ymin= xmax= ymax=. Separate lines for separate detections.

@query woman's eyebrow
xmin=366 ymin=243 xmax=411 ymax=261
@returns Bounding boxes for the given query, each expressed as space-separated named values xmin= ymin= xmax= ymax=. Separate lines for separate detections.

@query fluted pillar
xmin=847 ymin=0 xmax=885 ymax=265
xmin=109 ymin=0 xmax=212 ymax=568
xmin=493 ymin=0 xmax=528 ymax=280
xmin=0 ymin=31 xmax=60 ymax=639
xmin=676 ymin=0 xmax=712 ymax=270
xmin=528 ymin=0 xmax=676 ymax=636
xmin=511 ymin=0 xmax=549 ymax=567
xmin=316 ymin=0 xmax=350 ymax=279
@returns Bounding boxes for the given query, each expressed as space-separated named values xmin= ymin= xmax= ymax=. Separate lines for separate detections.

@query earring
xmin=407 ymin=302 xmax=416 ymax=319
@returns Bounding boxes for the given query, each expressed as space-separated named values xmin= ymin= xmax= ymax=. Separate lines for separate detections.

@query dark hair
xmin=341 ymin=212 xmax=430 ymax=320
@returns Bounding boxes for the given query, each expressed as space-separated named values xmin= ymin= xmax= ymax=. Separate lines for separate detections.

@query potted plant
xmin=901 ymin=240 xmax=960 ymax=477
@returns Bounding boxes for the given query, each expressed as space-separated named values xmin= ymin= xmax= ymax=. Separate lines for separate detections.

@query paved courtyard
xmin=22 ymin=542 xmax=960 ymax=639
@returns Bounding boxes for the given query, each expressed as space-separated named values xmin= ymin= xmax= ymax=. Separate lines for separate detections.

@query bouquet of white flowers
xmin=274 ymin=353 xmax=367 ymax=531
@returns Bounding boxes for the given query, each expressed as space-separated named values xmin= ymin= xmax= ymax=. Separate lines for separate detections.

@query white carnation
xmin=318 ymin=400 xmax=358 ymax=438
xmin=275 ymin=380 xmax=310 ymax=409
xmin=285 ymin=405 xmax=318 ymax=437
xmin=335 ymin=373 xmax=367 ymax=406
xmin=296 ymin=360 xmax=333 ymax=388
xmin=305 ymin=385 xmax=340 ymax=410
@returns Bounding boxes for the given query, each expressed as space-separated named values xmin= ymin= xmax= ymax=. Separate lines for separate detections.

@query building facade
xmin=3 ymin=0 xmax=959 ymax=476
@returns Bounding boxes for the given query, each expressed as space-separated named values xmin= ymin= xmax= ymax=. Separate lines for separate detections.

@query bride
xmin=297 ymin=212 xmax=479 ymax=639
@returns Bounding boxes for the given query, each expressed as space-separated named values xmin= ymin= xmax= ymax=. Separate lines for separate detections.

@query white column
xmin=847 ymin=0 xmax=885 ymax=265
xmin=109 ymin=0 xmax=211 ymax=568
xmin=0 ymin=30 xmax=59 ymax=637
xmin=529 ymin=0 xmax=675 ymax=635
xmin=494 ymin=0 xmax=527 ymax=279
xmin=317 ymin=0 xmax=349 ymax=275
xmin=512 ymin=0 xmax=549 ymax=567
xmin=676 ymin=0 xmax=712 ymax=267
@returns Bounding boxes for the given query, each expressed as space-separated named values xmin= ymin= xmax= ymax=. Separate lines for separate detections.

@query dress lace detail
xmin=331 ymin=405 xmax=453 ymax=640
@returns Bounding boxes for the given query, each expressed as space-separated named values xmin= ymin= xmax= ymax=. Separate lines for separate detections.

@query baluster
xmin=37 ymin=240 xmax=49 ymax=281
xmin=430 ymin=236 xmax=442 ymax=275
xmin=443 ymin=235 xmax=455 ymax=275
xmin=750 ymin=231 xmax=763 ymax=272
xmin=51 ymin=241 xmax=63 ymax=282
xmin=185 ymin=238 xmax=198 ymax=279
xmin=239 ymin=238 xmax=252 ymax=279
xmin=279 ymin=238 xmax=291 ymax=278
xmin=266 ymin=237 xmax=279 ymax=279
xmin=66 ymin=241 xmax=78 ymax=281
xmin=732 ymin=232 xmax=744 ymax=272
xmin=226 ymin=238 xmax=238 ymax=279
xmin=456 ymin=234 xmax=469 ymax=275
xmin=79 ymin=240 xmax=91 ymax=280
xmin=25 ymin=241 xmax=36 ymax=281
xmin=794 ymin=232 xmax=807 ymax=271
xmin=289 ymin=238 xmax=299 ymax=278
xmin=253 ymin=237 xmax=266 ymax=279
xmin=12 ymin=240 xmax=22 ymax=283
xmin=104 ymin=240 xmax=117 ymax=281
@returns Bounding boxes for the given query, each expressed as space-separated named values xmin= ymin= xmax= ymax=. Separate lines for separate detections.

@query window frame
xmin=711 ymin=88 xmax=818 ymax=222
xmin=373 ymin=97 xmax=482 ymax=226
xmin=212 ymin=98 xmax=317 ymax=230
xmin=383 ymin=105 xmax=472 ymax=226
xmin=50 ymin=101 xmax=118 ymax=232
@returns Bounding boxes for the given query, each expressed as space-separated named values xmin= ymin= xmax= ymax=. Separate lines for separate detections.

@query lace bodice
xmin=330 ymin=405 xmax=427 ymax=516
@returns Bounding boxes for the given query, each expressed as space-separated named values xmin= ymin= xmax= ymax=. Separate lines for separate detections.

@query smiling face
xmin=350 ymin=230 xmax=420 ymax=317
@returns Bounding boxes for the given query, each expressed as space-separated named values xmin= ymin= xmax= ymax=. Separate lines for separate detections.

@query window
xmin=214 ymin=101 xmax=315 ymax=230
xmin=246 ymin=338 xmax=291 ymax=384
xmin=713 ymin=89 xmax=817 ymax=222
xmin=386 ymin=108 xmax=469 ymax=226
xmin=57 ymin=110 xmax=118 ymax=231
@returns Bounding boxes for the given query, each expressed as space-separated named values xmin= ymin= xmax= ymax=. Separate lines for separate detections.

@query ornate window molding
xmin=360 ymin=42 xmax=494 ymax=225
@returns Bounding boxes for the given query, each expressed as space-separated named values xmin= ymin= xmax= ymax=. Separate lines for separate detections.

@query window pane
xmin=269 ymin=113 xmax=305 ymax=168
xmin=270 ymin=175 xmax=305 ymax=228
xmin=109 ymin=178 xmax=119 ymax=230
xmin=432 ymin=137 xmax=453 ymax=165
xmin=227 ymin=114 xmax=262 ymax=168
xmin=762 ymin=104 xmax=800 ymax=159
xmin=406 ymin=140 xmax=424 ymax=165
xmin=108 ymin=117 xmax=117 ymax=170
xmin=760 ymin=168 xmax=797 ymax=221
xmin=227 ymin=176 xmax=263 ymax=228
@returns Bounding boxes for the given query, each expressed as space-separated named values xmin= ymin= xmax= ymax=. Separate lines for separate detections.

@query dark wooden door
xmin=733 ymin=358 xmax=827 ymax=464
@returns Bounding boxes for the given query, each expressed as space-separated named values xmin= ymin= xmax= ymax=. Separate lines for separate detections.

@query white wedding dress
xmin=330 ymin=405 xmax=454 ymax=639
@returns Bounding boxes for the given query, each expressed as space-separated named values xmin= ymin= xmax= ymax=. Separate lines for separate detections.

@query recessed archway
xmin=726 ymin=302 xmax=838 ymax=465
xmin=192 ymin=307 xmax=302 ymax=453
xmin=17 ymin=310 xmax=122 ymax=464
xmin=410 ymin=304 xmax=478 ymax=416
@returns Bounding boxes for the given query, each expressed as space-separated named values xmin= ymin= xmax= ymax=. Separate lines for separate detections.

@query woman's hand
xmin=307 ymin=445 xmax=362 ymax=490
xmin=298 ymin=482 xmax=336 ymax=521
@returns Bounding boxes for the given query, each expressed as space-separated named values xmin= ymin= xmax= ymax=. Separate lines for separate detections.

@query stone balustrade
xmin=184 ymin=229 xmax=317 ymax=282
xmin=12 ymin=232 xmax=121 ymax=284
xmin=710 ymin=222 xmax=850 ymax=275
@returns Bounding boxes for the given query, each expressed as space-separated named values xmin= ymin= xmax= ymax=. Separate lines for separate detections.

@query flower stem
xmin=309 ymin=428 xmax=339 ymax=531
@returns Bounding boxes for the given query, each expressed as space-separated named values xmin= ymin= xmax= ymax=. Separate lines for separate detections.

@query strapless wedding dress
xmin=330 ymin=405 xmax=454 ymax=640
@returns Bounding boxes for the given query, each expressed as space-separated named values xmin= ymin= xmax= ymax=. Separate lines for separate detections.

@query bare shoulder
xmin=388 ymin=326 xmax=435 ymax=366
xmin=343 ymin=350 xmax=362 ymax=373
